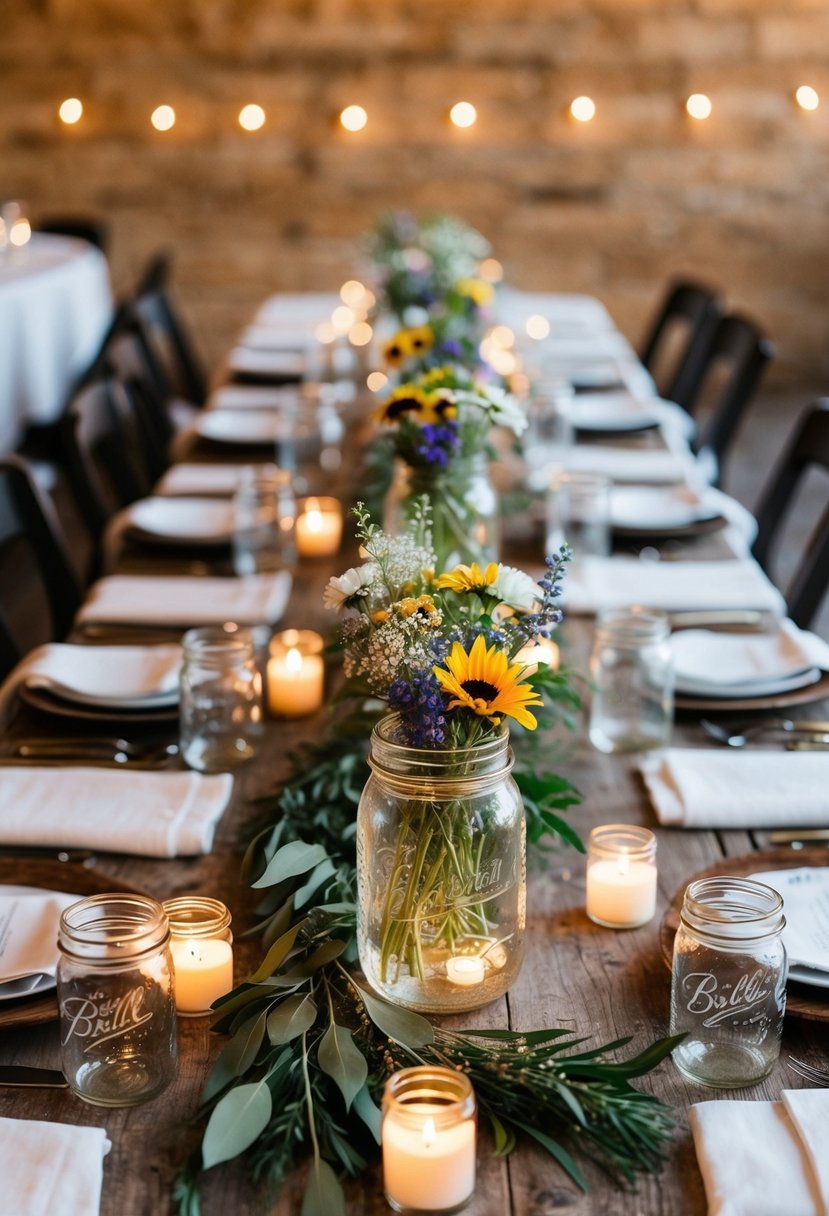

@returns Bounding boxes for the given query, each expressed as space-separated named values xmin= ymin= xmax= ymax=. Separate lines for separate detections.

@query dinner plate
xmin=18 ymin=683 xmax=180 ymax=724
xmin=0 ymin=885 xmax=75 ymax=1004
xmin=660 ymin=849 xmax=829 ymax=1021
xmin=675 ymin=670 xmax=829 ymax=712
xmin=609 ymin=485 xmax=726 ymax=539
xmin=676 ymin=667 xmax=821 ymax=700
xmin=572 ymin=392 xmax=661 ymax=435
xmin=195 ymin=410 xmax=293 ymax=446
xmin=128 ymin=498 xmax=235 ymax=546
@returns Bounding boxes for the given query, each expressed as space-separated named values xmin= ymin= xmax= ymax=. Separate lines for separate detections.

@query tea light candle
xmin=162 ymin=897 xmax=234 ymax=1016
xmin=446 ymin=955 xmax=486 ymax=987
xmin=515 ymin=635 xmax=560 ymax=674
xmin=295 ymin=496 xmax=342 ymax=557
xmin=382 ymin=1067 xmax=477 ymax=1213
xmin=586 ymin=825 xmax=657 ymax=929
xmin=267 ymin=629 xmax=324 ymax=717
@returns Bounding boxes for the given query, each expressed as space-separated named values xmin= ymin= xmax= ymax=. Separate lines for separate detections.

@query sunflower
xmin=433 ymin=634 xmax=543 ymax=729
xmin=406 ymin=325 xmax=434 ymax=356
xmin=375 ymin=385 xmax=433 ymax=424
xmin=455 ymin=277 xmax=495 ymax=307
xmin=434 ymin=562 xmax=500 ymax=594
xmin=383 ymin=332 xmax=412 ymax=367
xmin=421 ymin=390 xmax=458 ymax=423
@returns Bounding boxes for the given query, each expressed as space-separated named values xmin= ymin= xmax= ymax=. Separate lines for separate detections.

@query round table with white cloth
xmin=0 ymin=234 xmax=113 ymax=453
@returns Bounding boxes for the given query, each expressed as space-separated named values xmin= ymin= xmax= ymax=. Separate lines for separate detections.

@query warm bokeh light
xmin=686 ymin=93 xmax=712 ymax=120
xmin=331 ymin=305 xmax=356 ymax=333
xmin=314 ymin=321 xmax=338 ymax=344
xmin=449 ymin=101 xmax=477 ymax=128
xmin=526 ymin=314 xmax=551 ymax=340
xmin=239 ymin=104 xmax=266 ymax=131
xmin=367 ymin=371 xmax=388 ymax=392
xmin=58 ymin=97 xmax=83 ymax=125
xmin=10 ymin=219 xmax=32 ymax=247
xmin=349 ymin=321 xmax=373 ymax=346
xmin=340 ymin=105 xmax=368 ymax=132
xmin=486 ymin=347 xmax=518 ymax=376
xmin=151 ymin=105 xmax=176 ymax=131
xmin=340 ymin=279 xmax=367 ymax=307
xmin=478 ymin=258 xmax=503 ymax=284
xmin=489 ymin=325 xmax=515 ymax=349
xmin=795 ymin=85 xmax=820 ymax=112
xmin=570 ymin=95 xmax=596 ymax=123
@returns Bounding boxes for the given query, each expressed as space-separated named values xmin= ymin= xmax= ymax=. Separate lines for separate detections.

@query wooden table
xmin=0 ymin=406 xmax=826 ymax=1216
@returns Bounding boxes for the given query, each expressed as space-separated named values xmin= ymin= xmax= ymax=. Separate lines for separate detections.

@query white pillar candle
xmin=169 ymin=937 xmax=234 ymax=1015
xmin=295 ymin=496 xmax=343 ymax=557
xmin=267 ymin=645 xmax=324 ymax=717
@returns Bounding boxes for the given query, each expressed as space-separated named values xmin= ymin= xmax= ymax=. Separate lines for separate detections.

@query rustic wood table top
xmin=0 ymin=401 xmax=826 ymax=1216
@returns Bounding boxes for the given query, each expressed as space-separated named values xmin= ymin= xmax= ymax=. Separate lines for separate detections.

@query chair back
xmin=131 ymin=288 xmax=207 ymax=407
xmin=752 ymin=400 xmax=829 ymax=629
xmin=34 ymin=215 xmax=109 ymax=253
xmin=639 ymin=279 xmax=722 ymax=401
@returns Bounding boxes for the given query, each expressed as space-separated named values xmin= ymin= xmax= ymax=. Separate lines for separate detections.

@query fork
xmin=786 ymin=1057 xmax=829 ymax=1086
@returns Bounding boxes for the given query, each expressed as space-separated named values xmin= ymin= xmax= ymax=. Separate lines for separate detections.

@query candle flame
xmin=186 ymin=941 xmax=201 ymax=962
xmin=286 ymin=647 xmax=303 ymax=674
xmin=422 ymin=1116 xmax=436 ymax=1148
xmin=616 ymin=852 xmax=630 ymax=877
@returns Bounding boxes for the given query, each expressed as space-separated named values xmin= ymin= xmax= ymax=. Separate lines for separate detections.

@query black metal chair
xmin=639 ymin=279 xmax=723 ymax=402
xmin=127 ymin=251 xmax=207 ymax=407
xmin=752 ymin=400 xmax=829 ymax=629
xmin=34 ymin=215 xmax=110 ymax=253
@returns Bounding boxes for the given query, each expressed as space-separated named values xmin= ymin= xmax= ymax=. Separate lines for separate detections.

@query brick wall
xmin=3 ymin=0 xmax=829 ymax=383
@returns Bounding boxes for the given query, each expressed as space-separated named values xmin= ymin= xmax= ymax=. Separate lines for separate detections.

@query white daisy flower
xmin=493 ymin=564 xmax=540 ymax=612
xmin=323 ymin=564 xmax=375 ymax=610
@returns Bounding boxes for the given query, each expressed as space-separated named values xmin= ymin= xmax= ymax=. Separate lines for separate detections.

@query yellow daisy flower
xmin=455 ymin=278 xmax=495 ymax=307
xmin=433 ymin=635 xmax=543 ymax=730
xmin=421 ymin=391 xmax=458 ymax=424
xmin=372 ymin=609 xmax=389 ymax=624
xmin=375 ymin=385 xmax=433 ymax=424
xmin=434 ymin=562 xmax=500 ymax=594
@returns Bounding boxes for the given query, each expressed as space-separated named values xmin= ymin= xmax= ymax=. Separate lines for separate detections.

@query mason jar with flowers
xmin=324 ymin=504 xmax=569 ymax=1013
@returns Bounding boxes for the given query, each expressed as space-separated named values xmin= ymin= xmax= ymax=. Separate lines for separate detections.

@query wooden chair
xmin=0 ymin=456 xmax=83 ymax=669
xmin=639 ymin=279 xmax=722 ymax=402
xmin=752 ymin=400 xmax=829 ymax=629
xmin=129 ymin=251 xmax=207 ymax=406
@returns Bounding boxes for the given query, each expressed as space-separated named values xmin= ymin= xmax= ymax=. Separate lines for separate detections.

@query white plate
xmin=228 ymin=347 xmax=306 ymax=377
xmin=207 ymin=385 xmax=299 ymax=411
xmin=572 ymin=391 xmax=660 ymax=433
xmin=675 ymin=667 xmax=822 ymax=699
xmin=196 ymin=410 xmax=292 ymax=446
xmin=129 ymin=498 xmax=235 ymax=543
xmin=671 ymin=623 xmax=826 ymax=698
xmin=610 ymin=485 xmax=716 ymax=530
xmin=788 ymin=964 xmax=829 ymax=990
xmin=22 ymin=643 xmax=182 ymax=709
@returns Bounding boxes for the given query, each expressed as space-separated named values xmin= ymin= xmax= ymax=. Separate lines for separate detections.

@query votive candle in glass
xmin=267 ymin=628 xmax=325 ymax=717
xmin=295 ymin=496 xmax=343 ymax=557
xmin=162 ymin=897 xmax=234 ymax=1016
xmin=514 ymin=634 xmax=560 ymax=674
xmin=382 ymin=1067 xmax=477 ymax=1214
xmin=585 ymin=824 xmax=657 ymax=929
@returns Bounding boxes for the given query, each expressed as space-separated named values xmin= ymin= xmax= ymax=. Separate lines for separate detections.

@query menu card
xmin=751 ymin=867 xmax=829 ymax=974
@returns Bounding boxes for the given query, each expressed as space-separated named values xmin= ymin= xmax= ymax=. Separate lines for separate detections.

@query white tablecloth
xmin=0 ymin=234 xmax=112 ymax=451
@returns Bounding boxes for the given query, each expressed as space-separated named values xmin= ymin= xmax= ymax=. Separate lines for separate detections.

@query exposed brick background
xmin=3 ymin=0 xmax=829 ymax=382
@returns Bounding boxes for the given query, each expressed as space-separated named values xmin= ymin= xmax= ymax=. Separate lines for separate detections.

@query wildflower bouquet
xmin=326 ymin=505 xmax=570 ymax=1012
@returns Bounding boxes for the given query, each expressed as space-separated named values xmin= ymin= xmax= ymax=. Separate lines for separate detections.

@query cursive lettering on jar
xmin=61 ymin=986 xmax=154 ymax=1050
xmin=445 ymin=858 xmax=507 ymax=902
xmin=681 ymin=969 xmax=774 ymax=1028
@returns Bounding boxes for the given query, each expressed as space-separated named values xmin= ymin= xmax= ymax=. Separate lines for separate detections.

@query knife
xmin=668 ymin=610 xmax=766 ymax=631
xmin=0 ymin=1066 xmax=68 ymax=1088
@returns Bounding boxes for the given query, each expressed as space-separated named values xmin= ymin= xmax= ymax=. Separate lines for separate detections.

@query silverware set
xmin=700 ymin=717 xmax=829 ymax=749
xmin=786 ymin=1057 xmax=829 ymax=1087
xmin=0 ymin=736 xmax=180 ymax=768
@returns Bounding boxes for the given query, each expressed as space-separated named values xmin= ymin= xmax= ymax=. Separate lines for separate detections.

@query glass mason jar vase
xmin=357 ymin=714 xmax=526 ymax=1013
xmin=179 ymin=625 xmax=264 ymax=773
xmin=383 ymin=453 xmax=499 ymax=569
xmin=669 ymin=876 xmax=787 ymax=1088
xmin=56 ymin=894 xmax=177 ymax=1107
xmin=588 ymin=607 xmax=674 ymax=754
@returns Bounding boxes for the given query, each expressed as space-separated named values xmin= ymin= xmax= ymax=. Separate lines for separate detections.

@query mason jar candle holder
xmin=586 ymin=824 xmax=658 ymax=929
xmin=381 ymin=1067 xmax=477 ymax=1214
xmin=295 ymin=496 xmax=343 ymax=557
xmin=162 ymin=897 xmax=234 ymax=1017
xmin=266 ymin=628 xmax=325 ymax=717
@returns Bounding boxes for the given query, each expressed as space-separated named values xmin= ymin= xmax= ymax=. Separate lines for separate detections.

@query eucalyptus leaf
xmin=301 ymin=1156 xmax=345 ymax=1216
xmin=252 ymin=841 xmax=330 ymax=890
xmin=267 ymin=994 xmax=318 ymax=1046
xmin=352 ymin=1083 xmax=382 ymax=1144
xmin=512 ymin=1119 xmax=587 ymax=1192
xmin=249 ymin=920 xmax=308 ymax=984
xmin=202 ymin=1007 xmax=268 ymax=1104
xmin=294 ymin=858 xmax=338 ymax=909
xmin=355 ymin=983 xmax=434 ymax=1049
xmin=317 ymin=1020 xmax=368 ymax=1112
xmin=202 ymin=1081 xmax=272 ymax=1170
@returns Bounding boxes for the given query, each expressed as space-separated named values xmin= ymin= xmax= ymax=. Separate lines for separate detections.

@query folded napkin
xmin=228 ymin=346 xmax=306 ymax=378
xmin=564 ymin=557 xmax=786 ymax=616
xmin=564 ymin=445 xmax=692 ymax=484
xmin=0 ymin=1117 xmax=111 ymax=1216
xmin=0 ymin=890 xmax=78 ymax=995
xmin=0 ymin=643 xmax=182 ymax=724
xmin=639 ymin=749 xmax=829 ymax=828
xmin=689 ymin=1090 xmax=829 ymax=1216
xmin=0 ymin=766 xmax=233 ymax=857
xmin=670 ymin=619 xmax=829 ymax=695
xmin=207 ymin=384 xmax=300 ymax=411
xmin=77 ymin=571 xmax=291 ymax=628
xmin=155 ymin=462 xmax=279 ymax=497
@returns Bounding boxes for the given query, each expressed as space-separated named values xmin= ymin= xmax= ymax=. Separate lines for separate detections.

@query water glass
xmin=179 ymin=626 xmax=263 ymax=772
xmin=232 ymin=467 xmax=296 ymax=575
xmin=588 ymin=606 xmax=673 ymax=753
xmin=523 ymin=378 xmax=574 ymax=492
xmin=546 ymin=470 xmax=611 ymax=559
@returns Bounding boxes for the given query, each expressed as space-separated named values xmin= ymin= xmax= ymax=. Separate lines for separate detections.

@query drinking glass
xmin=232 ymin=467 xmax=296 ymax=575
xmin=179 ymin=626 xmax=263 ymax=772
xmin=523 ymin=378 xmax=574 ymax=492
xmin=546 ymin=470 xmax=611 ymax=559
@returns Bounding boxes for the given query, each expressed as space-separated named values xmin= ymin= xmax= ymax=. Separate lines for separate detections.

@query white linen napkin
xmin=207 ymin=384 xmax=300 ymax=411
xmin=0 ymin=643 xmax=182 ymax=725
xmin=76 ymin=571 xmax=291 ymax=628
xmin=639 ymin=749 xmax=829 ymax=828
xmin=154 ymin=462 xmax=279 ymax=497
xmin=563 ymin=557 xmax=786 ymax=616
xmin=228 ymin=346 xmax=306 ymax=377
xmin=670 ymin=619 xmax=829 ymax=695
xmin=0 ymin=767 xmax=233 ymax=857
xmin=563 ymin=445 xmax=693 ymax=484
xmin=689 ymin=1091 xmax=829 ymax=1216
xmin=0 ymin=1118 xmax=111 ymax=1216
xmin=0 ymin=890 xmax=78 ymax=994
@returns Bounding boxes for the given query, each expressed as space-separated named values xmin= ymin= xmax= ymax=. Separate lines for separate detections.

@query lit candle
xmin=382 ymin=1068 xmax=477 ymax=1213
xmin=446 ymin=955 xmax=486 ymax=987
xmin=267 ymin=629 xmax=325 ymax=717
xmin=585 ymin=825 xmax=657 ymax=929
xmin=162 ymin=897 xmax=234 ymax=1016
xmin=295 ymin=496 xmax=342 ymax=557
xmin=515 ymin=635 xmax=560 ymax=675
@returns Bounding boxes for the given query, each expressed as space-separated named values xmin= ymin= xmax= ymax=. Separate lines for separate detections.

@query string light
xmin=686 ymin=93 xmax=712 ymax=120
xmin=449 ymin=101 xmax=477 ymax=128
xmin=489 ymin=325 xmax=515 ymax=349
xmin=795 ymin=85 xmax=819 ymax=112
xmin=239 ymin=104 xmax=265 ymax=131
xmin=525 ymin=314 xmax=550 ymax=340
xmin=151 ymin=105 xmax=176 ymax=131
xmin=9 ymin=218 xmax=32 ymax=248
xmin=314 ymin=321 xmax=338 ymax=344
xmin=367 ymin=371 xmax=388 ymax=392
xmin=340 ymin=105 xmax=367 ymax=132
xmin=58 ymin=98 xmax=83 ymax=125
xmin=570 ymin=95 xmax=596 ymax=123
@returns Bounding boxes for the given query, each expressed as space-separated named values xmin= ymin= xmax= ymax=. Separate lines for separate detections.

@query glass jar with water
xmin=179 ymin=625 xmax=263 ymax=772
xmin=588 ymin=606 xmax=673 ymax=753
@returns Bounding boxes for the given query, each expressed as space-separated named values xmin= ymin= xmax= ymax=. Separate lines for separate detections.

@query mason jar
xmin=357 ymin=714 xmax=525 ymax=1014
xmin=588 ymin=606 xmax=673 ymax=753
xmin=179 ymin=625 xmax=263 ymax=773
xmin=383 ymin=453 xmax=499 ymax=570
xmin=57 ymin=894 xmax=177 ymax=1107
xmin=231 ymin=466 xmax=296 ymax=576
xmin=669 ymin=876 xmax=787 ymax=1088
